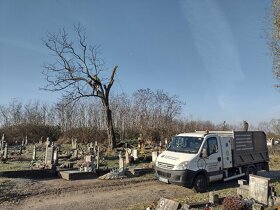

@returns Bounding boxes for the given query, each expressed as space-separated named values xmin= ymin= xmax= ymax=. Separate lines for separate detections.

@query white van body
xmin=154 ymin=131 xmax=269 ymax=192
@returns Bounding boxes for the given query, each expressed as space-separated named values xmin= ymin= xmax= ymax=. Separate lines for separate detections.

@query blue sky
xmin=0 ymin=0 xmax=279 ymax=125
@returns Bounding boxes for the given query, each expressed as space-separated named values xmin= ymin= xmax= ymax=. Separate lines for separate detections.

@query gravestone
xmin=53 ymin=148 xmax=58 ymax=165
xmin=85 ymin=155 xmax=93 ymax=162
xmin=0 ymin=136 xmax=4 ymax=154
xmin=73 ymin=149 xmax=78 ymax=159
xmin=72 ymin=139 xmax=77 ymax=149
xmin=96 ymin=146 xmax=100 ymax=169
xmin=132 ymin=149 xmax=138 ymax=160
xmin=125 ymin=149 xmax=129 ymax=164
xmin=3 ymin=143 xmax=8 ymax=159
xmin=152 ymin=151 xmax=158 ymax=162
xmin=25 ymin=136 xmax=28 ymax=145
xmin=156 ymin=197 xmax=180 ymax=210
xmin=249 ymin=174 xmax=270 ymax=205
xmin=119 ymin=152 xmax=124 ymax=170
xmin=1 ymin=134 xmax=4 ymax=149
xmin=32 ymin=145 xmax=36 ymax=160
xmin=45 ymin=145 xmax=54 ymax=165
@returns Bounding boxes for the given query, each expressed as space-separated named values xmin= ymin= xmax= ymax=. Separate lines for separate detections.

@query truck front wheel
xmin=193 ymin=174 xmax=208 ymax=193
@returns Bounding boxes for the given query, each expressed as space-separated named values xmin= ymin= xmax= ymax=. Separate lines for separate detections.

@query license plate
xmin=159 ymin=176 xmax=169 ymax=183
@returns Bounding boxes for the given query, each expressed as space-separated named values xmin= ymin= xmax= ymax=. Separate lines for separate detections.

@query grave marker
xmin=3 ymin=143 xmax=8 ymax=159
xmin=32 ymin=145 xmax=36 ymax=160
xmin=53 ymin=148 xmax=58 ymax=165
xmin=45 ymin=145 xmax=54 ymax=165
xmin=156 ymin=197 xmax=180 ymax=210
xmin=249 ymin=174 xmax=270 ymax=205
xmin=96 ymin=146 xmax=100 ymax=169
xmin=132 ymin=149 xmax=138 ymax=160
xmin=119 ymin=152 xmax=124 ymax=170
xmin=125 ymin=149 xmax=129 ymax=164
xmin=73 ymin=149 xmax=78 ymax=159
xmin=72 ymin=139 xmax=77 ymax=149
xmin=25 ymin=135 xmax=28 ymax=145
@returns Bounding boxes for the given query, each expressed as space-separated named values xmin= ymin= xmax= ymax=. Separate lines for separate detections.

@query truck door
xmin=202 ymin=136 xmax=223 ymax=182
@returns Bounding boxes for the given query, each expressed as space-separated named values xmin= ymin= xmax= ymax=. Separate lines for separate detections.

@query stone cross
xmin=3 ymin=143 xmax=8 ymax=159
xmin=21 ymin=139 xmax=24 ymax=147
xmin=32 ymin=145 xmax=36 ymax=161
xmin=164 ymin=138 xmax=168 ymax=146
xmin=25 ymin=136 xmax=28 ymax=145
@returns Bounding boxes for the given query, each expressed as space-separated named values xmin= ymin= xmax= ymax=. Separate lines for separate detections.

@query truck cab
xmin=154 ymin=130 xmax=269 ymax=192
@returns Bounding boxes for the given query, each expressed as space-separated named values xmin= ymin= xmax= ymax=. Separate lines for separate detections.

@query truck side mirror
xmin=201 ymin=148 xmax=208 ymax=158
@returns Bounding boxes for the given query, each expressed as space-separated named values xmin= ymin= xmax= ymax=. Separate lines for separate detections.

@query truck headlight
xmin=173 ymin=161 xmax=189 ymax=170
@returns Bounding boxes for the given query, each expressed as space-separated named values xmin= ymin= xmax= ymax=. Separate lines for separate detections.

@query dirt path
xmin=0 ymin=177 xmax=194 ymax=210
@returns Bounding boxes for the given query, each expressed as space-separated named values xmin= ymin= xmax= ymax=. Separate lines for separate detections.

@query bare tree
xmin=271 ymin=0 xmax=280 ymax=87
xmin=42 ymin=25 xmax=118 ymax=149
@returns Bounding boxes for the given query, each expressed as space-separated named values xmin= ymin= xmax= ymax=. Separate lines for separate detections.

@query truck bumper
xmin=154 ymin=165 xmax=195 ymax=187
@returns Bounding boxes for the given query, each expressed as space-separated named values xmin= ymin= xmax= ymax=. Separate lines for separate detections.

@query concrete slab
xmin=60 ymin=170 xmax=98 ymax=181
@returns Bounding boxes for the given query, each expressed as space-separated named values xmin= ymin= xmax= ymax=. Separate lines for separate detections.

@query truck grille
xmin=157 ymin=162 xmax=175 ymax=170
xmin=157 ymin=170 xmax=171 ymax=178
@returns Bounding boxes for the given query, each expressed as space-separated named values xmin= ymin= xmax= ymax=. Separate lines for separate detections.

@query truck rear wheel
xmin=193 ymin=174 xmax=207 ymax=193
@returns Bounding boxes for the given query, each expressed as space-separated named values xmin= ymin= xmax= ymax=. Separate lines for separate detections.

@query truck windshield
xmin=167 ymin=136 xmax=204 ymax=154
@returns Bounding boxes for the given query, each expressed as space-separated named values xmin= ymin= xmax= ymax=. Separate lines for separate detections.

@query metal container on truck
xmin=154 ymin=130 xmax=269 ymax=193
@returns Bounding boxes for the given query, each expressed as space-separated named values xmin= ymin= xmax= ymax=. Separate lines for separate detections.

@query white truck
xmin=154 ymin=131 xmax=269 ymax=192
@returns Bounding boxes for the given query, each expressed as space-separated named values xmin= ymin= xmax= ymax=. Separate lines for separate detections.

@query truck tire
xmin=193 ymin=174 xmax=207 ymax=193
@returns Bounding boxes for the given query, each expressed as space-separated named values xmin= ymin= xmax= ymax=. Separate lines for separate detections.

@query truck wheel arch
xmin=191 ymin=170 xmax=209 ymax=189
xmin=192 ymin=173 xmax=208 ymax=193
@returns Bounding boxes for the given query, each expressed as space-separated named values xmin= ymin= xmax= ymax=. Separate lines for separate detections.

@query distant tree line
xmin=0 ymin=89 xmax=278 ymax=144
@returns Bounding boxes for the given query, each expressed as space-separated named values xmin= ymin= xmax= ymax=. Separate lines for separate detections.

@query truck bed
xmin=232 ymin=131 xmax=269 ymax=167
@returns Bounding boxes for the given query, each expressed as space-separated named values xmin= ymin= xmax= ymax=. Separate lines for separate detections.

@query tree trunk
xmin=105 ymin=106 xmax=116 ymax=150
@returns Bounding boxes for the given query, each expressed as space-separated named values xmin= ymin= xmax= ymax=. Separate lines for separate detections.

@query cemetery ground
xmin=0 ymin=142 xmax=279 ymax=210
